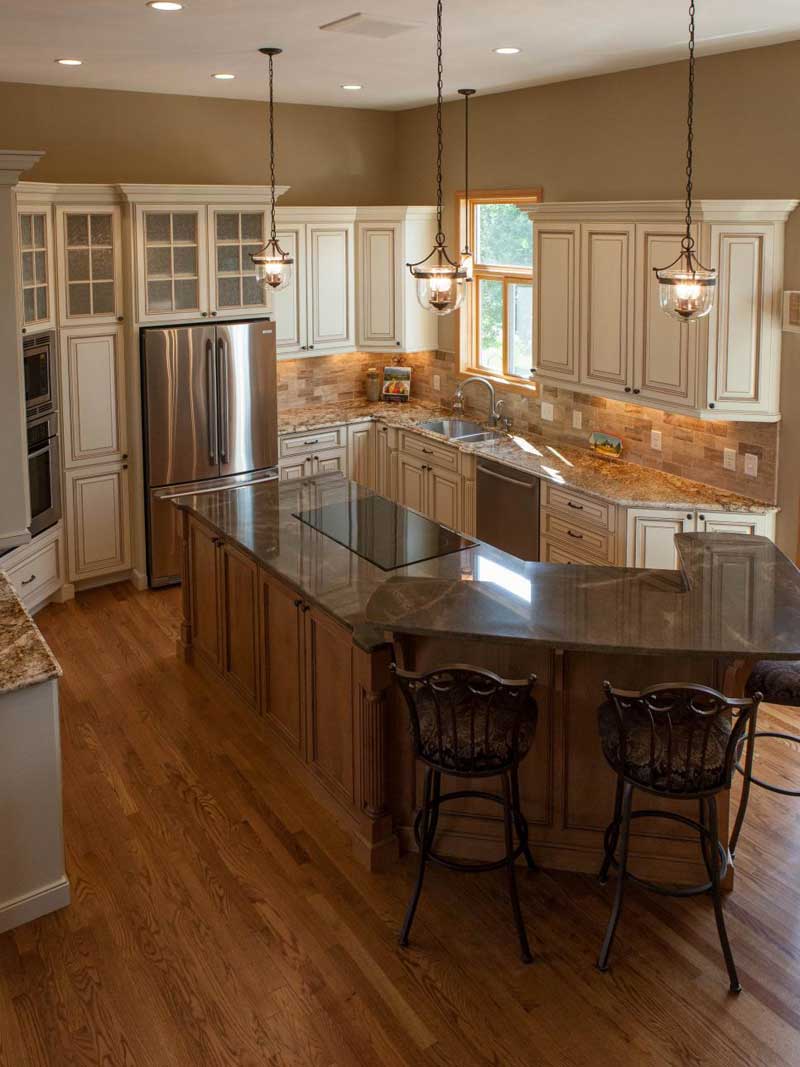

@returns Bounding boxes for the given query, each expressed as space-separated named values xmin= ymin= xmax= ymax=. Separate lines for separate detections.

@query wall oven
xmin=27 ymin=412 xmax=61 ymax=538
xmin=23 ymin=330 xmax=58 ymax=418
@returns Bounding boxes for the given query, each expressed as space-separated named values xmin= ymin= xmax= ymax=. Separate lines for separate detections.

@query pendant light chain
xmin=682 ymin=0 xmax=696 ymax=254
xmin=464 ymin=89 xmax=470 ymax=228
xmin=268 ymin=51 xmax=277 ymax=242
xmin=435 ymin=0 xmax=445 ymax=244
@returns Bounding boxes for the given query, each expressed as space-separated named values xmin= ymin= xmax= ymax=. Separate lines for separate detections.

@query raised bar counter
xmin=174 ymin=475 xmax=800 ymax=879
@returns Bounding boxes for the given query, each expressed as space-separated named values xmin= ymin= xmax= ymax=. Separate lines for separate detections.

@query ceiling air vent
xmin=319 ymin=13 xmax=421 ymax=39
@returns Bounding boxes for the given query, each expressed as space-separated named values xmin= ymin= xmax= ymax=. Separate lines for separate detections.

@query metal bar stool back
xmin=392 ymin=663 xmax=538 ymax=963
xmin=597 ymin=680 xmax=761 ymax=992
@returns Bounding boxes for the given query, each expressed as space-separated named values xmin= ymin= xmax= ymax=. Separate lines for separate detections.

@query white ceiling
xmin=2 ymin=0 xmax=800 ymax=110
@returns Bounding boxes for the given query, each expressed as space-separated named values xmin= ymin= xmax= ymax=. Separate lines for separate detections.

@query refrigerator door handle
xmin=206 ymin=338 xmax=218 ymax=464
xmin=218 ymin=336 xmax=230 ymax=464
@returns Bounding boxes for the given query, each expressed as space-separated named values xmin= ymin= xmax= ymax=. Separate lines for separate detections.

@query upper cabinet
xmin=208 ymin=207 xmax=271 ymax=317
xmin=133 ymin=204 xmax=209 ymax=322
xmin=55 ymin=205 xmax=123 ymax=326
xmin=527 ymin=201 xmax=798 ymax=422
xmin=17 ymin=206 xmax=55 ymax=332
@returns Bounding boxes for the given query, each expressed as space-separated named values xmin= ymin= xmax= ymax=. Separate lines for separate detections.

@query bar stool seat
xmin=746 ymin=660 xmax=800 ymax=708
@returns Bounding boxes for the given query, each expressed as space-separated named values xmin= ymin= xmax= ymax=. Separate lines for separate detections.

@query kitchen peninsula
xmin=174 ymin=474 xmax=800 ymax=884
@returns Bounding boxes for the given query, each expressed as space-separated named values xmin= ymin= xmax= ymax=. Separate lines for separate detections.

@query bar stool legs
xmin=502 ymin=772 xmax=533 ymax=964
xmin=399 ymin=767 xmax=434 ymax=949
xmin=702 ymin=796 xmax=741 ymax=993
xmin=511 ymin=766 xmax=537 ymax=873
xmin=597 ymin=780 xmax=633 ymax=973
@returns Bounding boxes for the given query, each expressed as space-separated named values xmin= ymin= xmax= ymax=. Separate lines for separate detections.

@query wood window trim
xmin=456 ymin=188 xmax=541 ymax=388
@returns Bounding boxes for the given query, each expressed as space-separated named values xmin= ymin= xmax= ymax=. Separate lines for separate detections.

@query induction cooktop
xmin=293 ymin=494 xmax=476 ymax=571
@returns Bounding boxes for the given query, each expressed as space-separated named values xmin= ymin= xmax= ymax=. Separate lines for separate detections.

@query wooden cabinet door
xmin=187 ymin=517 xmax=221 ymax=669
xmin=272 ymin=226 xmax=306 ymax=354
xmin=357 ymin=223 xmax=400 ymax=349
xmin=259 ymin=571 xmax=305 ymax=753
xmin=307 ymin=224 xmax=354 ymax=352
xmin=626 ymin=508 xmax=696 ymax=570
xmin=374 ymin=423 xmax=394 ymax=499
xmin=61 ymin=327 xmax=126 ymax=467
xmin=580 ymin=224 xmax=635 ymax=396
xmin=706 ymin=224 xmax=779 ymax=418
xmin=65 ymin=464 xmax=131 ymax=582
xmin=280 ymin=457 xmax=310 ymax=481
xmin=219 ymin=542 xmax=259 ymax=707
xmin=314 ymin=449 xmax=347 ymax=476
xmin=347 ymin=423 xmax=375 ymax=487
xmin=207 ymin=207 xmax=271 ymax=318
xmin=427 ymin=464 xmax=462 ymax=530
xmin=136 ymin=206 xmax=208 ymax=322
xmin=55 ymin=207 xmax=123 ymax=326
xmin=397 ymin=453 xmax=427 ymax=516
xmin=697 ymin=511 xmax=771 ymax=537
xmin=18 ymin=208 xmax=55 ymax=331
xmin=304 ymin=606 xmax=355 ymax=804
xmin=633 ymin=224 xmax=701 ymax=409
xmin=533 ymin=223 xmax=580 ymax=383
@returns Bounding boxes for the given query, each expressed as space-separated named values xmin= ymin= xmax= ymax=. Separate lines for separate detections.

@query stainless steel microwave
xmin=23 ymin=330 xmax=58 ymax=418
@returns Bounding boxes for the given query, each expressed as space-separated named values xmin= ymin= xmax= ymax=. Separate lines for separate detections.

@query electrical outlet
xmin=433 ymin=374 xmax=441 ymax=391
xmin=723 ymin=447 xmax=737 ymax=471
xmin=650 ymin=430 xmax=662 ymax=452
xmin=541 ymin=401 xmax=554 ymax=422
xmin=744 ymin=453 xmax=759 ymax=478
xmin=572 ymin=410 xmax=582 ymax=430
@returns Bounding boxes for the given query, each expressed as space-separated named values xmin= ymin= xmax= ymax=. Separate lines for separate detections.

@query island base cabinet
xmin=186 ymin=515 xmax=222 ymax=671
xmin=219 ymin=543 xmax=259 ymax=708
xmin=259 ymin=570 xmax=304 ymax=753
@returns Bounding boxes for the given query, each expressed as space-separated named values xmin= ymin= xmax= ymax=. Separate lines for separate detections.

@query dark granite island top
xmin=173 ymin=474 xmax=800 ymax=659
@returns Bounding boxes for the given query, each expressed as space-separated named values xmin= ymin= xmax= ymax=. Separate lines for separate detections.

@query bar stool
xmin=596 ymin=681 xmax=761 ymax=993
xmin=391 ymin=663 xmax=538 ymax=963
xmin=729 ymin=660 xmax=800 ymax=858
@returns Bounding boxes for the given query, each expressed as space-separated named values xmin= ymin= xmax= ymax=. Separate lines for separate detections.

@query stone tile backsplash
xmin=277 ymin=349 xmax=778 ymax=503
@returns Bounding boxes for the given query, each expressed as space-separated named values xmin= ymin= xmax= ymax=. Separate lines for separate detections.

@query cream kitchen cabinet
xmin=279 ymin=424 xmax=348 ymax=481
xmin=355 ymin=208 xmax=438 ymax=354
xmin=132 ymin=204 xmax=209 ymax=323
xmin=17 ymin=206 xmax=56 ymax=332
xmin=207 ymin=206 xmax=272 ymax=318
xmin=396 ymin=435 xmax=462 ymax=530
xmin=347 ymin=422 xmax=375 ymax=488
xmin=54 ymin=205 xmax=123 ymax=326
xmin=625 ymin=505 xmax=775 ymax=570
xmin=696 ymin=510 xmax=775 ymax=538
xmin=65 ymin=463 xmax=131 ymax=581
xmin=527 ymin=201 xmax=796 ymax=421
xmin=2 ymin=522 xmax=66 ymax=614
xmin=374 ymin=422 xmax=397 ymax=499
xmin=60 ymin=326 xmax=126 ymax=468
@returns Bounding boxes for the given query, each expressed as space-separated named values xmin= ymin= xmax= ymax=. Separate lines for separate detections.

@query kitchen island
xmin=173 ymin=474 xmax=800 ymax=883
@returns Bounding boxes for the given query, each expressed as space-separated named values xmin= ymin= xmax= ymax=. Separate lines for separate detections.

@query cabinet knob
xmin=201 ymin=312 xmax=208 ymax=318
xmin=709 ymin=402 xmax=715 ymax=409
xmin=308 ymin=345 xmax=314 ymax=350
xmin=293 ymin=598 xmax=303 ymax=608
xmin=396 ymin=340 xmax=401 ymax=346
xmin=529 ymin=366 xmax=536 ymax=376
xmin=687 ymin=514 xmax=692 ymax=521
xmin=122 ymin=464 xmax=128 ymax=470
xmin=632 ymin=388 xmax=640 ymax=395
xmin=301 ymin=603 xmax=310 ymax=613
xmin=122 ymin=453 xmax=129 ymax=460
xmin=211 ymin=311 xmax=217 ymax=317
xmin=21 ymin=327 xmax=27 ymax=335
xmin=624 ymin=387 xmax=632 ymax=393
xmin=117 ymin=316 xmax=124 ymax=323
xmin=699 ymin=514 xmax=706 ymax=521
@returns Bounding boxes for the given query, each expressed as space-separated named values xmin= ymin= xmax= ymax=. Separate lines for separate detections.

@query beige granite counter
xmin=278 ymin=398 xmax=776 ymax=515
xmin=0 ymin=573 xmax=61 ymax=694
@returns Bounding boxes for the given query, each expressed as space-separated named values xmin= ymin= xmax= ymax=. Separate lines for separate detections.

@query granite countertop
xmin=173 ymin=476 xmax=800 ymax=658
xmin=0 ymin=573 xmax=62 ymax=693
xmin=277 ymin=398 xmax=776 ymax=515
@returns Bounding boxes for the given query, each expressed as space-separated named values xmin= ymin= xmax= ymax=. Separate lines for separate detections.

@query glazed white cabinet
xmin=17 ymin=206 xmax=56 ymax=332
xmin=527 ymin=201 xmax=796 ymax=421
xmin=347 ymin=422 xmax=375 ymax=488
xmin=3 ymin=523 xmax=66 ymax=614
xmin=625 ymin=506 xmax=775 ymax=569
xmin=133 ymin=204 xmax=209 ymax=323
xmin=54 ymin=205 xmax=123 ymax=326
xmin=65 ymin=463 xmax=131 ymax=580
xmin=397 ymin=452 xmax=462 ymax=529
xmin=60 ymin=327 xmax=126 ymax=468
xmin=207 ymin=206 xmax=271 ymax=318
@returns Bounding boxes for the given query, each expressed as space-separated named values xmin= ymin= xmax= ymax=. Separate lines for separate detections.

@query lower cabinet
xmin=347 ymin=422 xmax=375 ymax=489
xmin=397 ymin=452 xmax=462 ymax=529
xmin=625 ymin=507 xmax=775 ymax=569
xmin=259 ymin=569 xmax=305 ymax=753
xmin=65 ymin=463 xmax=130 ymax=581
xmin=187 ymin=515 xmax=222 ymax=670
xmin=3 ymin=522 xmax=66 ymax=613
xmin=374 ymin=422 xmax=395 ymax=498
xmin=219 ymin=542 xmax=259 ymax=706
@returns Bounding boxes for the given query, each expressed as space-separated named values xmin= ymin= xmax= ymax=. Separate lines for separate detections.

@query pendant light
xmin=457 ymin=87 xmax=476 ymax=281
xmin=654 ymin=0 xmax=715 ymax=322
xmin=250 ymin=47 xmax=293 ymax=291
xmin=407 ymin=0 xmax=467 ymax=316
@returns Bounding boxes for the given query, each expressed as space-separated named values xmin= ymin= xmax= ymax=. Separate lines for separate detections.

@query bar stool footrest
xmin=414 ymin=789 xmax=531 ymax=873
xmin=735 ymin=731 xmax=800 ymax=797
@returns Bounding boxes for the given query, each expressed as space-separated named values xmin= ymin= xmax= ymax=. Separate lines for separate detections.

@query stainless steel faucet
xmin=452 ymin=375 xmax=510 ymax=429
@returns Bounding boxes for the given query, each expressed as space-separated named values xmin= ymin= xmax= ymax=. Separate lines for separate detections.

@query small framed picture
xmin=382 ymin=366 xmax=411 ymax=402
xmin=783 ymin=291 xmax=800 ymax=333
xmin=589 ymin=431 xmax=623 ymax=459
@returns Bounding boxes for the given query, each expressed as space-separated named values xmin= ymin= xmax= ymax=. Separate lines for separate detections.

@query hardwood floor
xmin=2 ymin=581 xmax=800 ymax=1066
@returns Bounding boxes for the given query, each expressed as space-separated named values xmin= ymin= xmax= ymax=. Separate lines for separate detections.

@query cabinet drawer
xmin=6 ymin=535 xmax=61 ymax=606
xmin=280 ymin=426 xmax=346 ymax=457
xmin=541 ymin=482 xmax=613 ymax=531
xmin=541 ymin=509 xmax=615 ymax=563
xmin=400 ymin=430 xmax=459 ymax=473
xmin=540 ymin=534 xmax=608 ymax=567
xmin=279 ymin=446 xmax=347 ymax=481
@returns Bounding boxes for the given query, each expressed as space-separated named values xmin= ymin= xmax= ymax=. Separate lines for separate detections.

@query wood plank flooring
xmin=2 ymin=581 xmax=800 ymax=1066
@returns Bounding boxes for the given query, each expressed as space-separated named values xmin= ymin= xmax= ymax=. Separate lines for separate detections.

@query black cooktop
xmin=293 ymin=495 xmax=476 ymax=571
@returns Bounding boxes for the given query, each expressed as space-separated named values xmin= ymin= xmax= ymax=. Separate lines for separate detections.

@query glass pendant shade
xmin=656 ymin=255 xmax=715 ymax=322
xmin=251 ymin=238 xmax=293 ymax=291
xmin=415 ymin=262 xmax=467 ymax=316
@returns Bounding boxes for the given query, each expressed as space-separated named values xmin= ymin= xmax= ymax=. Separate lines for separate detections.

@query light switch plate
xmin=723 ymin=447 xmax=737 ymax=471
xmin=433 ymin=374 xmax=441 ymax=391
xmin=650 ymin=430 xmax=662 ymax=451
xmin=744 ymin=453 xmax=759 ymax=477
xmin=572 ymin=410 xmax=582 ymax=430
xmin=541 ymin=401 xmax=554 ymax=422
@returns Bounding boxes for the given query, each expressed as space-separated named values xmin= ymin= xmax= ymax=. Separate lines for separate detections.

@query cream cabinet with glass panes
xmin=207 ymin=206 xmax=272 ymax=318
xmin=132 ymin=204 xmax=208 ymax=323
xmin=17 ymin=208 xmax=56 ymax=332
xmin=54 ymin=206 xmax=123 ymax=326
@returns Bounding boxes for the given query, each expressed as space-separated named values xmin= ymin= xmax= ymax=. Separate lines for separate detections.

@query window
xmin=458 ymin=189 xmax=540 ymax=384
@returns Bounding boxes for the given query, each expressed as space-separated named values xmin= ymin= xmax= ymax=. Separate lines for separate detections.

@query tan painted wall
xmin=0 ymin=81 xmax=399 ymax=205
xmin=394 ymin=41 xmax=800 ymax=556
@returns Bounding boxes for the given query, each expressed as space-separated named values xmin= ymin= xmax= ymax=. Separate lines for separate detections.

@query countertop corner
xmin=0 ymin=572 xmax=62 ymax=694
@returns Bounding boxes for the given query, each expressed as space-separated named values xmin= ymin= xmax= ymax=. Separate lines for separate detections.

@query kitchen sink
xmin=417 ymin=418 xmax=502 ymax=442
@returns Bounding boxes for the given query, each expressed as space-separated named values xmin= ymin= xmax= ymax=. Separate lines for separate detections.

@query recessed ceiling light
xmin=494 ymin=47 xmax=521 ymax=55
xmin=56 ymin=58 xmax=82 ymax=66
xmin=147 ymin=1 xmax=183 ymax=10
xmin=212 ymin=73 xmax=235 ymax=80
xmin=341 ymin=84 xmax=363 ymax=91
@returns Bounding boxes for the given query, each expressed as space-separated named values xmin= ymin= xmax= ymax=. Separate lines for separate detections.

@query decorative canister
xmin=365 ymin=367 xmax=381 ymax=403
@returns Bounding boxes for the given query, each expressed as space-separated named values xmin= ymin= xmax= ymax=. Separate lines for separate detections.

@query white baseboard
xmin=131 ymin=568 xmax=149 ymax=591
xmin=0 ymin=876 xmax=71 ymax=935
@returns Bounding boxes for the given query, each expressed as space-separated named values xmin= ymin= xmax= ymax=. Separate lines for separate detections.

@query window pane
xmin=508 ymin=282 xmax=533 ymax=378
xmin=477 ymin=278 xmax=503 ymax=373
xmin=475 ymin=202 xmax=532 ymax=269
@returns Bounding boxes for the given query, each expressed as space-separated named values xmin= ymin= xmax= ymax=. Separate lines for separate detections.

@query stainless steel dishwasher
xmin=476 ymin=459 xmax=540 ymax=561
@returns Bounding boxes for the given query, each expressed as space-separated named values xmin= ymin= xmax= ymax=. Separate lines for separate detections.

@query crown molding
xmin=117 ymin=183 xmax=290 ymax=205
xmin=525 ymin=199 xmax=800 ymax=222
xmin=354 ymin=205 xmax=437 ymax=222
xmin=0 ymin=151 xmax=45 ymax=187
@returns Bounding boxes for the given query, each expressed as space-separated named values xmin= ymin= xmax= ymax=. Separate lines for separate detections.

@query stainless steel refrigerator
xmin=142 ymin=319 xmax=278 ymax=587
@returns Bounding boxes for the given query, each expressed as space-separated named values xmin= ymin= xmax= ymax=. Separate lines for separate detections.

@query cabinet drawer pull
xmin=566 ymin=501 xmax=583 ymax=510
xmin=421 ymin=447 xmax=434 ymax=455
xmin=303 ymin=438 xmax=319 ymax=445
xmin=567 ymin=530 xmax=583 ymax=539
xmin=21 ymin=574 xmax=36 ymax=586
xmin=293 ymin=598 xmax=303 ymax=608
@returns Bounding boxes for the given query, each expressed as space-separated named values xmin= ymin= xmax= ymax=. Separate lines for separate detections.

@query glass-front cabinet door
xmin=135 ymin=206 xmax=208 ymax=322
xmin=18 ymin=209 xmax=55 ymax=331
xmin=208 ymin=207 xmax=271 ymax=317
xmin=55 ymin=206 xmax=123 ymax=326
